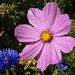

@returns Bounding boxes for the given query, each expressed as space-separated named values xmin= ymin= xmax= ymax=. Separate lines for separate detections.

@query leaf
xmin=72 ymin=63 xmax=75 ymax=67
xmin=52 ymin=69 xmax=59 ymax=75
xmin=29 ymin=66 xmax=37 ymax=71
xmin=12 ymin=71 xmax=16 ymax=75
xmin=24 ymin=72 xmax=30 ymax=75
xmin=54 ymin=0 xmax=58 ymax=3
xmin=36 ymin=72 xmax=41 ymax=75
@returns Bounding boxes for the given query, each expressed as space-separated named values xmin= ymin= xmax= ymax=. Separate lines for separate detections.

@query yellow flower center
xmin=40 ymin=31 xmax=52 ymax=42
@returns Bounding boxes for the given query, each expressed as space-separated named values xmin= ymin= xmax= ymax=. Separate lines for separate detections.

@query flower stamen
xmin=40 ymin=31 xmax=52 ymax=42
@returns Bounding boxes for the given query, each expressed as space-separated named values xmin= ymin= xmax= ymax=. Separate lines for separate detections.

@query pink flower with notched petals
xmin=14 ymin=2 xmax=75 ymax=71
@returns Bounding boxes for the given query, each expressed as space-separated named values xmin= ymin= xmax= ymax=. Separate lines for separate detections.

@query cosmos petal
xmin=36 ymin=42 xmax=62 ymax=71
xmin=53 ymin=36 xmax=75 ymax=53
xmin=27 ymin=8 xmax=45 ymax=32
xmin=19 ymin=41 xmax=43 ymax=60
xmin=15 ymin=24 xmax=40 ymax=42
xmin=36 ymin=43 xmax=48 ymax=71
xmin=46 ymin=42 xmax=62 ymax=64
xmin=51 ymin=14 xmax=71 ymax=36
xmin=42 ymin=2 xmax=61 ymax=30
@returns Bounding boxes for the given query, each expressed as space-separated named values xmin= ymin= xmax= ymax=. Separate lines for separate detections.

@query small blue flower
xmin=56 ymin=61 xmax=68 ymax=71
xmin=0 ymin=48 xmax=20 ymax=70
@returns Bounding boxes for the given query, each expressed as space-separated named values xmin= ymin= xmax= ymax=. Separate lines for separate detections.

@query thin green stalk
xmin=42 ymin=71 xmax=45 ymax=75
xmin=12 ymin=71 xmax=16 ymax=75
xmin=11 ymin=68 xmax=16 ymax=75
xmin=6 ymin=69 xmax=9 ymax=75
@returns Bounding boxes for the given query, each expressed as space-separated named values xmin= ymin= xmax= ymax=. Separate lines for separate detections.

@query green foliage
xmin=52 ymin=69 xmax=59 ymax=75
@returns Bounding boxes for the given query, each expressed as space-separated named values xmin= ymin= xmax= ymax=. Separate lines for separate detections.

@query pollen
xmin=40 ymin=31 xmax=52 ymax=42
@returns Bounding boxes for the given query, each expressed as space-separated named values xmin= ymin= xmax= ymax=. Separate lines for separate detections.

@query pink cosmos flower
xmin=15 ymin=2 xmax=75 ymax=71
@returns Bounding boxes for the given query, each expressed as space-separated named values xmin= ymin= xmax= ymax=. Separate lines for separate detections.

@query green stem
xmin=42 ymin=71 xmax=45 ymax=75
xmin=11 ymin=68 xmax=16 ymax=75
xmin=13 ymin=71 xmax=16 ymax=75
xmin=44 ymin=0 xmax=46 ymax=6
xmin=6 ymin=69 xmax=9 ymax=75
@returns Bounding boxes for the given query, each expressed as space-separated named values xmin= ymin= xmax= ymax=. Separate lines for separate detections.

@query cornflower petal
xmin=19 ymin=41 xmax=43 ymax=60
xmin=56 ymin=61 xmax=68 ymax=71
xmin=0 ymin=50 xmax=3 ymax=59
xmin=42 ymin=2 xmax=61 ymax=30
xmin=15 ymin=24 xmax=40 ymax=42
xmin=0 ymin=48 xmax=20 ymax=70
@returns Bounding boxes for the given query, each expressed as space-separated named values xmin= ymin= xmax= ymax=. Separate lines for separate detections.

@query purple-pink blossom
xmin=14 ymin=2 xmax=75 ymax=71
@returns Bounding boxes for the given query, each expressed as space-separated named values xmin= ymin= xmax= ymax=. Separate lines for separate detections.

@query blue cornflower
xmin=56 ymin=61 xmax=68 ymax=71
xmin=0 ymin=48 xmax=20 ymax=70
